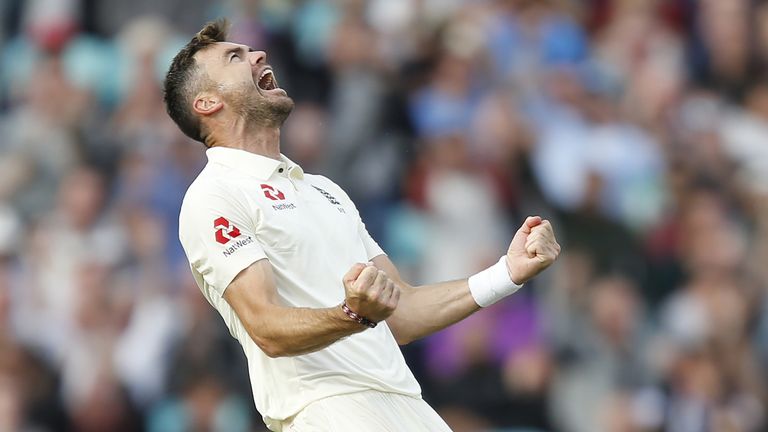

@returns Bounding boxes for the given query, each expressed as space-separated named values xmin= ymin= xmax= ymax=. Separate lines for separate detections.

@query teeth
xmin=257 ymin=68 xmax=279 ymax=91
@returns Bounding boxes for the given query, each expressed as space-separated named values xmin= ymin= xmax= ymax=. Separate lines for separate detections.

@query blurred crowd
xmin=1 ymin=0 xmax=768 ymax=431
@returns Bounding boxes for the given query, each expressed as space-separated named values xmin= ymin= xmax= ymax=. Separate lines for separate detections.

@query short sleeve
xmin=179 ymin=185 xmax=267 ymax=296
xmin=357 ymin=218 xmax=385 ymax=261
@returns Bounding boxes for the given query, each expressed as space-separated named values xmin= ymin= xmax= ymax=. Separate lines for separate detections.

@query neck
xmin=207 ymin=116 xmax=282 ymax=160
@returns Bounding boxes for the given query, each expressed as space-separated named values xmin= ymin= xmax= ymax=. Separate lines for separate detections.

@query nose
xmin=249 ymin=50 xmax=267 ymax=65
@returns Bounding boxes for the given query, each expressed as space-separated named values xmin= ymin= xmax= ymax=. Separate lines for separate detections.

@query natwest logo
xmin=214 ymin=217 xmax=242 ymax=245
xmin=261 ymin=184 xmax=285 ymax=201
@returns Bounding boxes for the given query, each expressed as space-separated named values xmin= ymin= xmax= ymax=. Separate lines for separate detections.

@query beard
xmin=224 ymin=81 xmax=294 ymax=128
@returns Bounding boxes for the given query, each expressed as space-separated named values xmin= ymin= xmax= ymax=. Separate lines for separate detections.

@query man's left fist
xmin=506 ymin=216 xmax=561 ymax=285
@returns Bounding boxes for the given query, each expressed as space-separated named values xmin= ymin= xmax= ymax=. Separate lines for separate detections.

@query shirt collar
xmin=206 ymin=147 xmax=304 ymax=180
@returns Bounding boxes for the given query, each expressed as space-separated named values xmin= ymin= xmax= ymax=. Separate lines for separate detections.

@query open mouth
xmin=257 ymin=68 xmax=278 ymax=91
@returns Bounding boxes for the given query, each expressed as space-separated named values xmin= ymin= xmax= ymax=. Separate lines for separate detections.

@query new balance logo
xmin=312 ymin=186 xmax=341 ymax=205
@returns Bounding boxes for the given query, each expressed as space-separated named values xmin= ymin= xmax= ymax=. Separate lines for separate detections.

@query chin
xmin=273 ymin=95 xmax=295 ymax=116
xmin=260 ymin=96 xmax=295 ymax=127
xmin=227 ymin=91 xmax=289 ymax=126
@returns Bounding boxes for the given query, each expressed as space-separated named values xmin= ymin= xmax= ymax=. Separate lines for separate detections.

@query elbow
xmin=392 ymin=328 xmax=417 ymax=346
xmin=261 ymin=344 xmax=286 ymax=358
xmin=395 ymin=335 xmax=414 ymax=346
xmin=252 ymin=336 xmax=289 ymax=358
xmin=241 ymin=317 xmax=291 ymax=357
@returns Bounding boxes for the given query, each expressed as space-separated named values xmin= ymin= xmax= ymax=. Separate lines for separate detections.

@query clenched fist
xmin=506 ymin=216 xmax=561 ymax=284
xmin=342 ymin=263 xmax=401 ymax=323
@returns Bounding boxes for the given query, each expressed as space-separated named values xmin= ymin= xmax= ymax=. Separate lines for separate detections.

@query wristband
xmin=341 ymin=302 xmax=377 ymax=328
xmin=468 ymin=256 xmax=524 ymax=307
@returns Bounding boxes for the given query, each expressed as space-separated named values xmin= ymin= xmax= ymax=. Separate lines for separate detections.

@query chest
xmin=245 ymin=179 xmax=361 ymax=256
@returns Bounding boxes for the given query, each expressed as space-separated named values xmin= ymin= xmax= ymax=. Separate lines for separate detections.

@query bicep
xmin=223 ymin=258 xmax=280 ymax=329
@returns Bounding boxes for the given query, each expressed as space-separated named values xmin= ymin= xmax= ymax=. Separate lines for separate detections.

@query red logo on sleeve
xmin=214 ymin=217 xmax=242 ymax=245
xmin=261 ymin=184 xmax=285 ymax=201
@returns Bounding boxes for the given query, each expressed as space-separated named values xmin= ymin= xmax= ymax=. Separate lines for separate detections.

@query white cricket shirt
xmin=178 ymin=147 xmax=420 ymax=430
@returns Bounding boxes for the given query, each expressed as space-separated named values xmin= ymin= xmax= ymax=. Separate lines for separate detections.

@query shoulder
xmin=181 ymin=166 xmax=244 ymax=210
xmin=303 ymin=172 xmax=334 ymax=187
xmin=179 ymin=167 xmax=252 ymax=233
xmin=182 ymin=169 xmax=221 ymax=211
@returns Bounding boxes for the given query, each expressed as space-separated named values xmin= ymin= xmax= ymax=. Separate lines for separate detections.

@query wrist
xmin=468 ymin=256 xmax=524 ymax=307
xmin=505 ymin=256 xmax=527 ymax=285
xmin=340 ymin=301 xmax=377 ymax=328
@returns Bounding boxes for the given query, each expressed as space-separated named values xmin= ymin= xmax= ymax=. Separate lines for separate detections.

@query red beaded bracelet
xmin=341 ymin=302 xmax=377 ymax=328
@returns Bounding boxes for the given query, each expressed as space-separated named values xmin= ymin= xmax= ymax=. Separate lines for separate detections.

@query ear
xmin=193 ymin=93 xmax=224 ymax=116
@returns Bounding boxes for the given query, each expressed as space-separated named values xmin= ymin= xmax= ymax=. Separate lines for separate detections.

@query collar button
xmin=278 ymin=168 xmax=284 ymax=173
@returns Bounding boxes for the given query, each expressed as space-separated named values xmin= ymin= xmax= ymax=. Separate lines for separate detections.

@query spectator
xmin=0 ymin=2 xmax=766 ymax=431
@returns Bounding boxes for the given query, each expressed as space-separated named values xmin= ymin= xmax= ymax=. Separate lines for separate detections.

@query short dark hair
xmin=163 ymin=19 xmax=229 ymax=144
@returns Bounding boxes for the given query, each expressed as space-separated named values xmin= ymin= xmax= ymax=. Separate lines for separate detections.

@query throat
xmin=230 ymin=125 xmax=282 ymax=160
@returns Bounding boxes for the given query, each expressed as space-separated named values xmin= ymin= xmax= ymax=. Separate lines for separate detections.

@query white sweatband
xmin=468 ymin=256 xmax=524 ymax=307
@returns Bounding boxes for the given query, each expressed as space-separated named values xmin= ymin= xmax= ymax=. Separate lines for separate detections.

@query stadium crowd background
xmin=1 ymin=0 xmax=768 ymax=431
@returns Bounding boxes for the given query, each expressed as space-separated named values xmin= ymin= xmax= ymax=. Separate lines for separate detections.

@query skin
xmin=189 ymin=42 xmax=561 ymax=357
xmin=380 ymin=216 xmax=559 ymax=344
xmin=191 ymin=42 xmax=293 ymax=155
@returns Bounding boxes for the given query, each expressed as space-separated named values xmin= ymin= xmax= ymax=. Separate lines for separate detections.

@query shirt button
xmin=278 ymin=168 xmax=284 ymax=173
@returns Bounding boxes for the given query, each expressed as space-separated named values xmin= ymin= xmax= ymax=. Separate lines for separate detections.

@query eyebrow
xmin=223 ymin=46 xmax=256 ymax=61
xmin=223 ymin=46 xmax=243 ymax=61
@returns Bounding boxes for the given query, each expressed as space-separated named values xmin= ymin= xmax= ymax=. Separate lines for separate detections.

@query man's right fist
xmin=342 ymin=263 xmax=400 ymax=324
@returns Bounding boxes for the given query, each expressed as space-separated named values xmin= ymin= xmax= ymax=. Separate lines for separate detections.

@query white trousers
xmin=280 ymin=391 xmax=453 ymax=432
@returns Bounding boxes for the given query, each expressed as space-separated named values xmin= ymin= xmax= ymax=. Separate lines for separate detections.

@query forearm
xmin=239 ymin=303 xmax=365 ymax=357
xmin=373 ymin=215 xmax=561 ymax=345
xmin=386 ymin=279 xmax=479 ymax=344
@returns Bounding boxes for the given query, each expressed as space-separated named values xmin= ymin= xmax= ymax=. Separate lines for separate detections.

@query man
xmin=167 ymin=20 xmax=560 ymax=432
